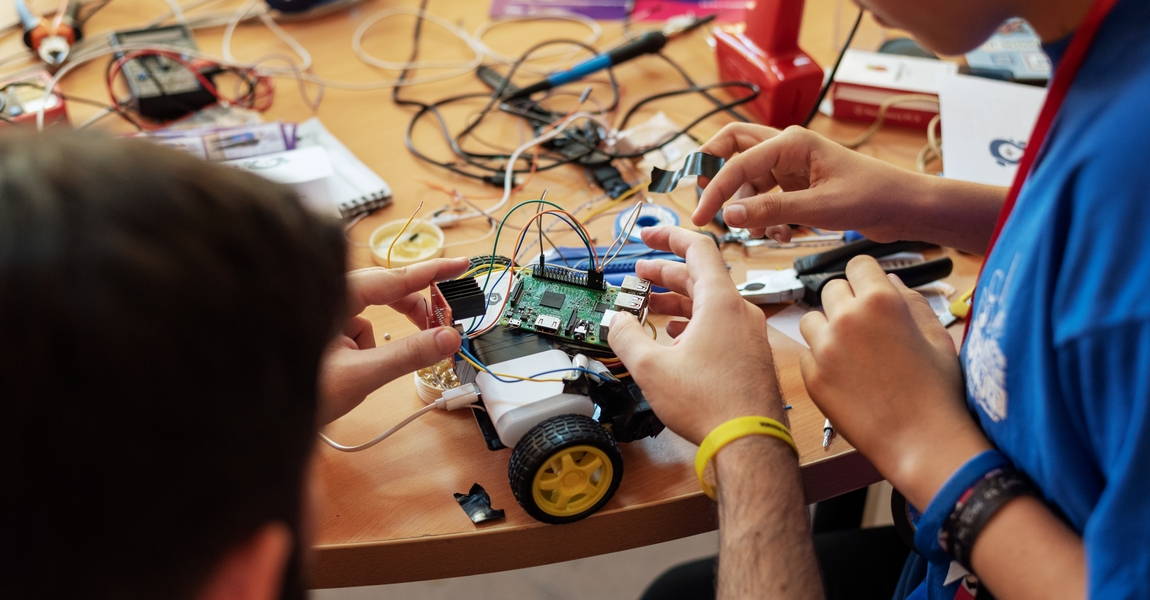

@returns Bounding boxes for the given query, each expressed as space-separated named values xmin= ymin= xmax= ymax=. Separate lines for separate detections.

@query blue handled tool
xmin=504 ymin=15 xmax=716 ymax=100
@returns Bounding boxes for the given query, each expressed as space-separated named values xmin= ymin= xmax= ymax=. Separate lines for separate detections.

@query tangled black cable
xmin=392 ymin=0 xmax=760 ymax=185
xmin=803 ymin=8 xmax=865 ymax=127
xmin=398 ymin=37 xmax=622 ymax=183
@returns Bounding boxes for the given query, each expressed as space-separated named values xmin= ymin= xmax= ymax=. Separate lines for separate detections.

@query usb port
xmin=620 ymin=275 xmax=651 ymax=295
xmin=613 ymin=292 xmax=646 ymax=315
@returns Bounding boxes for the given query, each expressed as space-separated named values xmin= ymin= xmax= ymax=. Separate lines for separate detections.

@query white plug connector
xmin=435 ymin=383 xmax=481 ymax=411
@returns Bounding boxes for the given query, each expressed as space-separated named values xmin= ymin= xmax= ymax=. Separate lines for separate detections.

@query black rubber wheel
xmin=508 ymin=414 xmax=624 ymax=524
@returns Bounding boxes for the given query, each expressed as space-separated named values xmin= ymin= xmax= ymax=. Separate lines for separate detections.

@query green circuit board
xmin=498 ymin=270 xmax=626 ymax=348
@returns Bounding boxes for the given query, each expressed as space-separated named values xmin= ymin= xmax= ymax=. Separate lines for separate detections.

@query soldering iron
xmin=504 ymin=15 xmax=717 ymax=100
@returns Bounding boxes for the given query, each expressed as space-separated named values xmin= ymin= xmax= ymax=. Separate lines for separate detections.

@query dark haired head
xmin=0 ymin=131 xmax=347 ymax=598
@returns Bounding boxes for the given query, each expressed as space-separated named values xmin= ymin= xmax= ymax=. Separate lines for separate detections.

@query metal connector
xmin=613 ymin=292 xmax=646 ymax=315
xmin=620 ymin=275 xmax=652 ymax=296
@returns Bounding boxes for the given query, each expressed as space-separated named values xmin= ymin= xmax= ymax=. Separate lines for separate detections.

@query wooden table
xmin=15 ymin=0 xmax=981 ymax=588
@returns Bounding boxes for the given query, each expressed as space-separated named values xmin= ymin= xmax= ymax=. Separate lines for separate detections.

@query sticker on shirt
xmin=964 ymin=256 xmax=1018 ymax=422
xmin=945 ymin=561 xmax=986 ymax=600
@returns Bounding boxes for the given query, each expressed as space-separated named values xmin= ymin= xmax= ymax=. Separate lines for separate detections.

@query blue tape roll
xmin=613 ymin=203 xmax=680 ymax=243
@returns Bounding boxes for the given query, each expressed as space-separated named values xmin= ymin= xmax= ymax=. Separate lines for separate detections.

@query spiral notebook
xmin=292 ymin=118 xmax=393 ymax=221
xmin=182 ymin=118 xmax=391 ymax=221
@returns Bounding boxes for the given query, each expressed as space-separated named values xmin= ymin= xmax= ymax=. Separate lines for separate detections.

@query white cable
xmin=220 ymin=0 xmax=257 ymax=64
xmin=28 ymin=5 xmax=603 ymax=127
xmin=352 ymin=7 xmax=484 ymax=72
xmin=256 ymin=9 xmax=313 ymax=69
xmin=441 ymin=221 xmax=498 ymax=249
xmin=319 ymin=384 xmax=480 ymax=452
xmin=0 ymin=51 xmax=33 ymax=72
xmin=29 ymin=35 xmax=440 ymax=129
xmin=0 ymin=2 xmax=257 ymax=81
xmin=430 ymin=111 xmax=614 ymax=228
xmin=472 ymin=12 xmax=602 ymax=73
xmin=319 ymin=403 xmax=436 ymax=452
xmin=75 ymin=106 xmax=118 ymax=129
xmin=221 ymin=0 xmax=314 ymax=71
xmin=601 ymin=199 xmax=645 ymax=270
xmin=29 ymin=4 xmax=507 ymax=126
xmin=158 ymin=0 xmax=189 ymax=26
xmin=223 ymin=0 xmax=272 ymax=64
xmin=247 ymin=51 xmax=325 ymax=111
xmin=145 ymin=0 xmax=224 ymax=26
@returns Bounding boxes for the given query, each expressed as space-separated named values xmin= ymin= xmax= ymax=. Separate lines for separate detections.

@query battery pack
xmin=110 ymin=25 xmax=215 ymax=121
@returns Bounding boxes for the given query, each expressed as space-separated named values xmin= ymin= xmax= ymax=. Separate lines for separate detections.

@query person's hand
xmin=319 ymin=257 xmax=470 ymax=424
xmin=607 ymin=226 xmax=786 ymax=445
xmin=693 ymin=123 xmax=936 ymax=243
xmin=797 ymin=255 xmax=991 ymax=508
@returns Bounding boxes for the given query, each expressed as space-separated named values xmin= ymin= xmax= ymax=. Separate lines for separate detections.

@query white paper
xmin=836 ymin=50 xmax=959 ymax=95
xmin=294 ymin=118 xmax=392 ymax=203
xmin=224 ymin=146 xmax=332 ymax=185
xmin=767 ymin=304 xmax=812 ymax=348
xmin=223 ymin=146 xmax=343 ymax=219
xmin=937 ymin=73 xmax=1047 ymax=186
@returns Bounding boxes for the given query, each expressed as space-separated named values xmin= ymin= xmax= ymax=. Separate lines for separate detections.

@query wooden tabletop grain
xmin=23 ymin=0 xmax=982 ymax=587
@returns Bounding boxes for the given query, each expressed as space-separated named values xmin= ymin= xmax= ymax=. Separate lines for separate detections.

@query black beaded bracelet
xmin=940 ymin=466 xmax=1037 ymax=571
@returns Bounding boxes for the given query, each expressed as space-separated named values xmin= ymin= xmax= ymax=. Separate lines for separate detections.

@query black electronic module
xmin=539 ymin=290 xmax=566 ymax=310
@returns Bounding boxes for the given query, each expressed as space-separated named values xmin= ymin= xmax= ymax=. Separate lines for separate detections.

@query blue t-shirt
xmin=910 ymin=1 xmax=1150 ymax=598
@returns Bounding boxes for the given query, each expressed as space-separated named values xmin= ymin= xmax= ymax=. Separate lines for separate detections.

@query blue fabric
xmin=909 ymin=1 xmax=1150 ymax=598
xmin=893 ymin=552 xmax=929 ymax=600
xmin=911 ymin=450 xmax=1007 ymax=562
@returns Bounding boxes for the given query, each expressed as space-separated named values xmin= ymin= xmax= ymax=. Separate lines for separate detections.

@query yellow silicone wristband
xmin=694 ymin=416 xmax=798 ymax=500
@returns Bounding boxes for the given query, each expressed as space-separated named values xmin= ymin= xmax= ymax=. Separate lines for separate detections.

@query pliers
xmin=737 ymin=239 xmax=954 ymax=307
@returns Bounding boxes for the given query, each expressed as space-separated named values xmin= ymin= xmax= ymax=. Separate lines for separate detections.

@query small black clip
xmin=648 ymin=152 xmax=725 ymax=193
xmin=453 ymin=483 xmax=506 ymax=525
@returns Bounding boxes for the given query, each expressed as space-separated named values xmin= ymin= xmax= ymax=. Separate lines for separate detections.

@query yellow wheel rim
xmin=531 ymin=445 xmax=614 ymax=518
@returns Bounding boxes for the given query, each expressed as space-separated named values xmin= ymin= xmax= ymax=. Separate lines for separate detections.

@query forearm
xmin=970 ymin=496 xmax=1085 ymax=599
xmin=714 ymin=437 xmax=822 ymax=600
xmin=893 ymin=438 xmax=1086 ymax=599
xmin=906 ymin=176 xmax=1006 ymax=253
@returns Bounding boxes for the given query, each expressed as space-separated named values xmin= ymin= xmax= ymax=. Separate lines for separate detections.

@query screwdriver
xmin=504 ymin=14 xmax=716 ymax=100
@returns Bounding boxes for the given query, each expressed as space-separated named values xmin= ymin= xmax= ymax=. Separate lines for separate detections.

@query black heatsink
xmin=436 ymin=277 xmax=487 ymax=321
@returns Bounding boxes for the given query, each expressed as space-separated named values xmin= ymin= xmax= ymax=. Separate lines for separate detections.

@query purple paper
xmin=489 ymin=0 xmax=631 ymax=21
xmin=633 ymin=0 xmax=749 ymax=23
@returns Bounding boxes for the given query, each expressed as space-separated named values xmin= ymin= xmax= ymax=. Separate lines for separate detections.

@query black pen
xmin=822 ymin=418 xmax=834 ymax=449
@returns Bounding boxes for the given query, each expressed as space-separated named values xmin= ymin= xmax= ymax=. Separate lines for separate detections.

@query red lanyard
xmin=966 ymin=0 xmax=1120 ymax=334
xmin=981 ymin=0 xmax=1120 ymax=256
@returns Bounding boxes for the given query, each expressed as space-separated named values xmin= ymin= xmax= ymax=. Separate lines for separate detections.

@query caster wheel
xmin=509 ymin=414 xmax=623 ymax=524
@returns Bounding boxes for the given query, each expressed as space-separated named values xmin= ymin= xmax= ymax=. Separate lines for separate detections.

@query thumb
xmin=722 ymin=189 xmax=819 ymax=230
xmin=888 ymin=274 xmax=954 ymax=352
xmin=339 ymin=327 xmax=460 ymax=394
xmin=368 ymin=327 xmax=461 ymax=382
xmin=320 ymin=327 xmax=460 ymax=423
xmin=607 ymin=312 xmax=658 ymax=369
